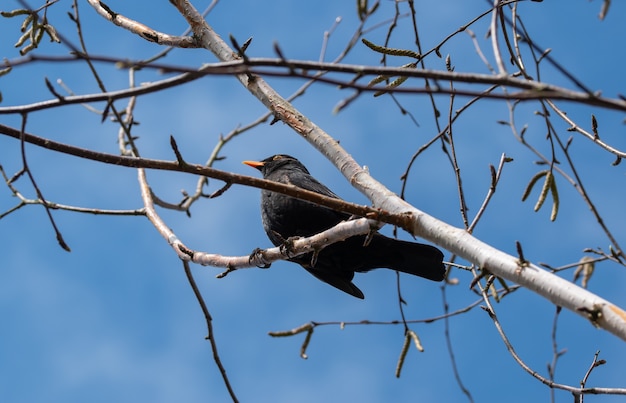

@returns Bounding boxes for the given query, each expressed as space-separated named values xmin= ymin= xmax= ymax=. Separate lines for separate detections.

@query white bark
xmin=90 ymin=0 xmax=626 ymax=341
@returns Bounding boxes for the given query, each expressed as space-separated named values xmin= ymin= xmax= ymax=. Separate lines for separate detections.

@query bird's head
xmin=243 ymin=154 xmax=309 ymax=177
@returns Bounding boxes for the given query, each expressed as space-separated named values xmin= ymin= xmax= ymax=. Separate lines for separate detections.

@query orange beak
xmin=243 ymin=160 xmax=264 ymax=170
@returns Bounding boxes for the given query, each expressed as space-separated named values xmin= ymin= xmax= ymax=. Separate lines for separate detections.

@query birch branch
xmin=166 ymin=0 xmax=626 ymax=341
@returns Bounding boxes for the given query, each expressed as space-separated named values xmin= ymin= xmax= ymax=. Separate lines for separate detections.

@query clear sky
xmin=1 ymin=1 xmax=625 ymax=402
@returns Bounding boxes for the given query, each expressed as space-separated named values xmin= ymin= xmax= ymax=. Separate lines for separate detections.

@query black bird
xmin=244 ymin=154 xmax=445 ymax=298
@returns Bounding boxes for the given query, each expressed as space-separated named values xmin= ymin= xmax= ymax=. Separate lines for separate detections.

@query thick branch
xmin=169 ymin=0 xmax=626 ymax=341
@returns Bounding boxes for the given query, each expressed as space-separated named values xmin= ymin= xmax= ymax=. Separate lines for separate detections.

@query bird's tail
xmin=363 ymin=235 xmax=446 ymax=281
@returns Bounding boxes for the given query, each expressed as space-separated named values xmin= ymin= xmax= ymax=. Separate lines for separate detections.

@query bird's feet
xmin=249 ymin=247 xmax=271 ymax=269
xmin=279 ymin=236 xmax=302 ymax=258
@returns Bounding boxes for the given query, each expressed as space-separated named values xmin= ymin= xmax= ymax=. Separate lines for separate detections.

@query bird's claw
xmin=362 ymin=229 xmax=376 ymax=247
xmin=309 ymin=249 xmax=319 ymax=268
xmin=348 ymin=214 xmax=379 ymax=247
xmin=249 ymin=247 xmax=271 ymax=269
xmin=280 ymin=236 xmax=301 ymax=258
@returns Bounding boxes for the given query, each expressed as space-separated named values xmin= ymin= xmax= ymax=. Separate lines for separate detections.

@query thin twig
xmin=442 ymin=285 xmax=475 ymax=402
xmin=182 ymin=260 xmax=239 ymax=403
xmin=18 ymin=114 xmax=70 ymax=251
xmin=476 ymin=272 xmax=625 ymax=397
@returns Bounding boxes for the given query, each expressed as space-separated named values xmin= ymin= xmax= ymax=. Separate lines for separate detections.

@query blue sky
xmin=1 ymin=1 xmax=625 ymax=402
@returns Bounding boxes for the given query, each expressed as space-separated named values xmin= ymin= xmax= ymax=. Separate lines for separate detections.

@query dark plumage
xmin=244 ymin=154 xmax=445 ymax=298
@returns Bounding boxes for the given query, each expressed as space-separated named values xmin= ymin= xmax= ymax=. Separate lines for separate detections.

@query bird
xmin=243 ymin=154 xmax=445 ymax=299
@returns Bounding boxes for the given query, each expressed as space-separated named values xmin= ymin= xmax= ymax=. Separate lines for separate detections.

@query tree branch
xmin=167 ymin=0 xmax=626 ymax=342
